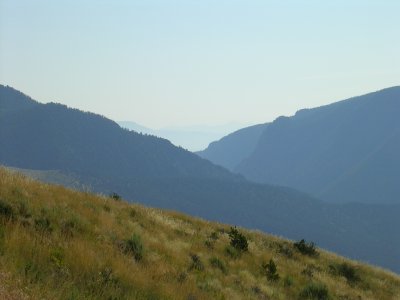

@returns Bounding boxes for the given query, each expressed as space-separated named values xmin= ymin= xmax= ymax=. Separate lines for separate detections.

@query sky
xmin=1 ymin=0 xmax=399 ymax=128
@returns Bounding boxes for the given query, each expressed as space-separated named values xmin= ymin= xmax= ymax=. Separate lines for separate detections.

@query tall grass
xmin=0 ymin=167 xmax=399 ymax=299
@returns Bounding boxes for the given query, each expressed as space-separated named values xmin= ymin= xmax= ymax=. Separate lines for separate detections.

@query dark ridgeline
xmin=0 ymin=84 xmax=399 ymax=273
xmin=200 ymin=87 xmax=400 ymax=205
xmin=197 ymin=123 xmax=269 ymax=171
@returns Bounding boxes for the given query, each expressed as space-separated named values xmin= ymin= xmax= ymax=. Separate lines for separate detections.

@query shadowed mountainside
xmin=197 ymin=123 xmax=269 ymax=171
xmin=200 ymin=87 xmax=400 ymax=204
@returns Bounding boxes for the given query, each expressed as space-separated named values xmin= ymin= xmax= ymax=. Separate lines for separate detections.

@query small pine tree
xmin=262 ymin=259 xmax=280 ymax=281
xmin=109 ymin=192 xmax=121 ymax=201
xmin=293 ymin=239 xmax=318 ymax=256
xmin=228 ymin=227 xmax=248 ymax=252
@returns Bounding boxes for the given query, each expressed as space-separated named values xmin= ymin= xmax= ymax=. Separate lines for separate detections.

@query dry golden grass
xmin=0 ymin=167 xmax=399 ymax=299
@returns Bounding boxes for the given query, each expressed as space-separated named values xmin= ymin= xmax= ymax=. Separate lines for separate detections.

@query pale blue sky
xmin=1 ymin=0 xmax=399 ymax=128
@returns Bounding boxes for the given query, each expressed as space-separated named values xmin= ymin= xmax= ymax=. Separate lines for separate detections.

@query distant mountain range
xmin=199 ymin=87 xmax=400 ymax=205
xmin=118 ymin=121 xmax=245 ymax=151
xmin=1 ymin=84 xmax=399 ymax=273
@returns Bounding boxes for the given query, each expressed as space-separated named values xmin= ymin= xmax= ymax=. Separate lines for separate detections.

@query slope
xmin=197 ymin=123 xmax=269 ymax=171
xmin=236 ymin=87 xmax=400 ymax=204
xmin=0 ymin=169 xmax=399 ymax=299
xmin=1 ymin=84 xmax=400 ymax=273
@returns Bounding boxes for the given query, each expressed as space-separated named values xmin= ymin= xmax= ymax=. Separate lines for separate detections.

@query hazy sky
xmin=1 ymin=0 xmax=399 ymax=128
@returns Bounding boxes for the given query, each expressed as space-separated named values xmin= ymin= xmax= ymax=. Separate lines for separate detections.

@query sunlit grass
xmin=0 ymin=167 xmax=399 ymax=299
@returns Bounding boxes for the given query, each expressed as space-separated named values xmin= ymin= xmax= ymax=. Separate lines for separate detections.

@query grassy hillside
xmin=0 ymin=169 xmax=399 ymax=300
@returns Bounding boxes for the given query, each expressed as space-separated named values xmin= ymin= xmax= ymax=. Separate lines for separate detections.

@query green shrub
xmin=262 ymin=259 xmax=280 ymax=282
xmin=34 ymin=217 xmax=53 ymax=232
xmin=283 ymin=275 xmax=294 ymax=287
xmin=302 ymin=264 xmax=320 ymax=278
xmin=129 ymin=208 xmax=136 ymax=218
xmin=177 ymin=272 xmax=187 ymax=283
xmin=225 ymin=245 xmax=240 ymax=259
xmin=228 ymin=227 xmax=248 ymax=252
xmin=123 ymin=234 xmax=144 ymax=261
xmin=209 ymin=231 xmax=219 ymax=241
xmin=99 ymin=267 xmax=120 ymax=287
xmin=299 ymin=282 xmax=329 ymax=300
xmin=0 ymin=226 xmax=5 ymax=254
xmin=23 ymin=261 xmax=43 ymax=282
xmin=189 ymin=254 xmax=204 ymax=271
xmin=251 ymin=286 xmax=262 ymax=295
xmin=17 ymin=201 xmax=31 ymax=218
xmin=209 ymin=257 xmax=227 ymax=274
xmin=61 ymin=214 xmax=85 ymax=237
xmin=61 ymin=220 xmax=76 ymax=237
xmin=109 ymin=193 xmax=121 ymax=201
xmin=329 ymin=263 xmax=360 ymax=284
xmin=277 ymin=243 xmax=293 ymax=258
xmin=204 ymin=239 xmax=214 ymax=249
xmin=50 ymin=247 xmax=65 ymax=269
xmin=294 ymin=239 xmax=318 ymax=256
xmin=0 ymin=199 xmax=14 ymax=220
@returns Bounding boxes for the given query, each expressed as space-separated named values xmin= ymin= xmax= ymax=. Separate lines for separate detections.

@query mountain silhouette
xmin=201 ymin=87 xmax=400 ymax=204
xmin=1 ymin=84 xmax=399 ymax=273
xmin=197 ymin=123 xmax=269 ymax=171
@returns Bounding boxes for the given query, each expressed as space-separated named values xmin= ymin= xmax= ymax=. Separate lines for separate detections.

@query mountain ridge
xmin=197 ymin=123 xmax=269 ymax=171
xmin=199 ymin=86 xmax=400 ymax=204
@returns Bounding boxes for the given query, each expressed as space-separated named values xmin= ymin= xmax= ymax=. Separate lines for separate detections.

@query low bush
xmin=99 ymin=267 xmax=120 ymax=287
xmin=209 ymin=257 xmax=227 ymax=274
xmin=262 ymin=259 xmax=280 ymax=282
xmin=0 ymin=199 xmax=14 ymax=220
xmin=17 ymin=201 xmax=31 ymax=218
xmin=228 ymin=227 xmax=248 ymax=252
xmin=277 ymin=243 xmax=293 ymax=258
xmin=294 ymin=239 xmax=318 ymax=256
xmin=301 ymin=264 xmax=320 ymax=278
xmin=251 ymin=286 xmax=262 ymax=295
xmin=204 ymin=239 xmax=214 ymax=249
xmin=283 ymin=275 xmax=294 ymax=287
xmin=177 ymin=272 xmax=187 ymax=283
xmin=109 ymin=193 xmax=121 ymax=201
xmin=209 ymin=231 xmax=219 ymax=241
xmin=189 ymin=254 xmax=204 ymax=271
xmin=103 ymin=204 xmax=111 ymax=212
xmin=34 ymin=217 xmax=53 ymax=232
xmin=60 ymin=213 xmax=85 ymax=237
xmin=129 ymin=208 xmax=136 ymax=218
xmin=0 ymin=226 xmax=5 ymax=254
xmin=329 ymin=262 xmax=360 ymax=284
xmin=225 ymin=245 xmax=240 ymax=259
xmin=299 ymin=282 xmax=329 ymax=300
xmin=50 ymin=247 xmax=65 ymax=269
xmin=122 ymin=234 xmax=144 ymax=261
